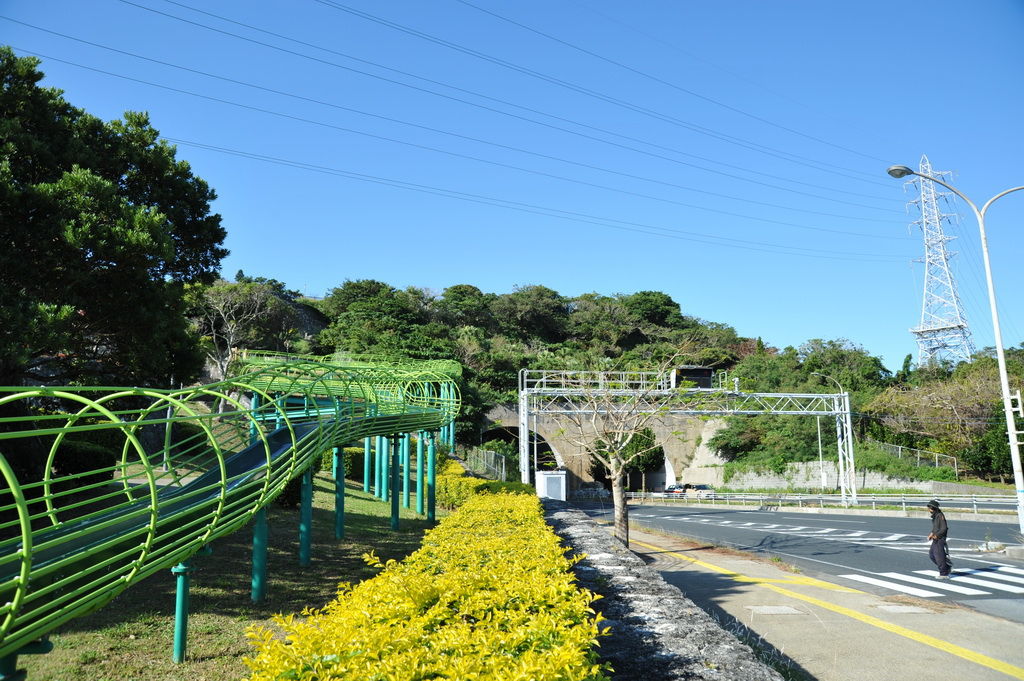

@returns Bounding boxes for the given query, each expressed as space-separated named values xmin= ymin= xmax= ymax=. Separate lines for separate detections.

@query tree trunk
xmin=611 ymin=469 xmax=629 ymax=547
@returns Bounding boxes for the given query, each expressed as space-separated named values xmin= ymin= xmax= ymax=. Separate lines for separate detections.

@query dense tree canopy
xmin=0 ymin=48 xmax=226 ymax=387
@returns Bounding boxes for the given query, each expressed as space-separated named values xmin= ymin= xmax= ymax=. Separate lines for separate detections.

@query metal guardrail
xmin=626 ymin=491 xmax=1016 ymax=513
xmin=862 ymin=437 xmax=958 ymax=475
xmin=463 ymin=448 xmax=513 ymax=482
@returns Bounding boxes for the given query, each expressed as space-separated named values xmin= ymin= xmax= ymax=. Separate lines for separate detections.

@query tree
xmin=190 ymin=280 xmax=299 ymax=379
xmin=0 ymin=48 xmax=226 ymax=388
xmin=552 ymin=355 xmax=687 ymax=546
xmin=490 ymin=285 xmax=569 ymax=344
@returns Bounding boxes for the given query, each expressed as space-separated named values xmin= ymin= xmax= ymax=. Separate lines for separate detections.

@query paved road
xmin=577 ymin=502 xmax=1024 ymax=623
xmin=624 ymin=526 xmax=1024 ymax=681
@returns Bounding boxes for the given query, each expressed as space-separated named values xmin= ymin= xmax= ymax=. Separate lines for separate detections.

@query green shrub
xmin=318 ymin=446 xmax=366 ymax=481
xmin=51 ymin=438 xmax=118 ymax=480
xmin=434 ymin=460 xmax=532 ymax=509
xmin=245 ymin=494 xmax=609 ymax=680
xmin=275 ymin=451 xmax=328 ymax=509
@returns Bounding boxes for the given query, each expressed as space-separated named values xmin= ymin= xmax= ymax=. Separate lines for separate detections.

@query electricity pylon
xmin=905 ymin=155 xmax=975 ymax=366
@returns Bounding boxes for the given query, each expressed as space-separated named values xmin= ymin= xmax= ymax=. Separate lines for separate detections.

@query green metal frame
xmin=0 ymin=353 xmax=459 ymax=661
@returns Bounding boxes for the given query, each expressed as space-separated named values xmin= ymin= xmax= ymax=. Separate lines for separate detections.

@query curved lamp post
xmin=888 ymin=165 xmax=1024 ymax=533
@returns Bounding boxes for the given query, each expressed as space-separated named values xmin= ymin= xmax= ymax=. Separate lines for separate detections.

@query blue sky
xmin=6 ymin=1 xmax=1024 ymax=372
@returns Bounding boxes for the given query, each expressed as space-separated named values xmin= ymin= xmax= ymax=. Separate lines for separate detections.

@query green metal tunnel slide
xmin=0 ymin=353 xmax=460 ymax=667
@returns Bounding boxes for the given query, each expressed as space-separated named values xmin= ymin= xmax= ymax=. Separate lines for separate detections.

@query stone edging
xmin=542 ymin=500 xmax=784 ymax=681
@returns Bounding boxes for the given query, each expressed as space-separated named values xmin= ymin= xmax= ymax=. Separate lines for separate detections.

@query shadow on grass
xmin=24 ymin=474 xmax=434 ymax=681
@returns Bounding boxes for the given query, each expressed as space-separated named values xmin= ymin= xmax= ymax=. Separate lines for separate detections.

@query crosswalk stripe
xmin=839 ymin=574 xmax=942 ymax=597
xmin=996 ymin=566 xmax=1024 ymax=576
xmin=882 ymin=572 xmax=988 ymax=595
xmin=829 ymin=531 xmax=869 ymax=537
xmin=911 ymin=571 xmax=1024 ymax=594
xmin=966 ymin=569 xmax=1024 ymax=585
xmin=878 ymin=534 xmax=908 ymax=541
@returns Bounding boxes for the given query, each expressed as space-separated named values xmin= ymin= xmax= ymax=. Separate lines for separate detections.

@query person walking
xmin=927 ymin=499 xmax=952 ymax=579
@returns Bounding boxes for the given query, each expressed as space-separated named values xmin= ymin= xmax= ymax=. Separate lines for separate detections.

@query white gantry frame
xmin=518 ymin=369 xmax=857 ymax=504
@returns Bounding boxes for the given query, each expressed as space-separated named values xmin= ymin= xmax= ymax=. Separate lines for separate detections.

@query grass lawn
xmin=23 ymin=473 xmax=436 ymax=681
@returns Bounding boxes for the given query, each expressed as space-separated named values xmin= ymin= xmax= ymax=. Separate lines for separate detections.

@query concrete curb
xmin=543 ymin=500 xmax=784 ymax=681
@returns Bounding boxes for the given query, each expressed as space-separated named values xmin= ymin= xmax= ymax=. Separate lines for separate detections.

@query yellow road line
xmin=629 ymin=537 xmax=862 ymax=592
xmin=763 ymin=584 xmax=1024 ymax=681
xmin=629 ymin=535 xmax=1024 ymax=679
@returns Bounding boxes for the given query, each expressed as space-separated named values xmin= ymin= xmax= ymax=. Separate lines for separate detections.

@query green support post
xmin=299 ymin=468 xmax=312 ymax=567
xmin=402 ymin=433 xmax=410 ymax=509
xmin=427 ymin=432 xmax=437 ymax=524
xmin=363 ymin=437 xmax=372 ymax=492
xmin=172 ymin=561 xmax=193 ymax=663
xmin=334 ymin=447 xmax=345 ymax=540
xmin=251 ymin=508 xmax=267 ymax=603
xmin=416 ymin=432 xmax=425 ymax=515
xmin=390 ymin=436 xmax=400 ymax=530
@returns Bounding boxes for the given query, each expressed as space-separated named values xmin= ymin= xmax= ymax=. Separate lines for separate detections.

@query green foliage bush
xmin=245 ymin=494 xmax=608 ymax=680
xmin=855 ymin=447 xmax=958 ymax=483
xmin=435 ymin=460 xmax=533 ymax=509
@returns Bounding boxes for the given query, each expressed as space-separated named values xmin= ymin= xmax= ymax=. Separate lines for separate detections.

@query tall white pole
xmin=888 ymin=168 xmax=1024 ymax=533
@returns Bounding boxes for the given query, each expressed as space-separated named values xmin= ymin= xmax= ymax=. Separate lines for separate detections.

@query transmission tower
xmin=905 ymin=155 xmax=975 ymax=365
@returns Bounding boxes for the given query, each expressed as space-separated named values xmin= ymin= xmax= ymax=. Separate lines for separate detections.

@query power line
xmin=12 ymin=46 xmax=912 ymax=242
xmin=313 ymin=0 xmax=891 ymax=182
xmin=0 ymin=17 xmax=909 ymax=230
xmin=162 ymin=136 xmax=909 ymax=262
xmin=455 ymin=0 xmax=890 ymax=165
xmin=120 ymin=0 xmax=902 ymax=201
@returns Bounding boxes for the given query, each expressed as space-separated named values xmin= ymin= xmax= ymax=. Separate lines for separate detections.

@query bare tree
xmin=195 ymin=281 xmax=275 ymax=380
xmin=553 ymin=357 xmax=688 ymax=547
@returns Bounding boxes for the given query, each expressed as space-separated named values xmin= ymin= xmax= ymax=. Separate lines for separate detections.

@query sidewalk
xmin=626 ymin=526 xmax=1024 ymax=681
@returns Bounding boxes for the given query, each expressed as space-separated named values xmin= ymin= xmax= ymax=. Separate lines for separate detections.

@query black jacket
xmin=930 ymin=509 xmax=948 ymax=541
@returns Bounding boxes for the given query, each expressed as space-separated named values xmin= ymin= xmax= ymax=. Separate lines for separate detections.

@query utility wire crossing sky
xmin=5 ymin=0 xmax=1024 ymax=370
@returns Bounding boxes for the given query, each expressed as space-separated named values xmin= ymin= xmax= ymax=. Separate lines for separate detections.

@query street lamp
xmin=811 ymin=372 xmax=855 ymax=503
xmin=888 ymin=165 xmax=1024 ymax=533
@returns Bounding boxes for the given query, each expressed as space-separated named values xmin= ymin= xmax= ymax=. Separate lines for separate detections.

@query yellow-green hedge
xmin=245 ymin=494 xmax=609 ymax=681
xmin=434 ymin=460 xmax=534 ymax=509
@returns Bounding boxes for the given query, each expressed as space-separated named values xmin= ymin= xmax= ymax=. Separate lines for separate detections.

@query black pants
xmin=930 ymin=538 xmax=952 ymax=576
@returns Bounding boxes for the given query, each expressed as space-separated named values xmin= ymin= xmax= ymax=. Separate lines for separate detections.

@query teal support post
xmin=380 ymin=438 xmax=387 ymax=501
xmin=248 ymin=393 xmax=260 ymax=443
xmin=416 ymin=432 xmax=425 ymax=515
xmin=251 ymin=508 xmax=267 ymax=603
xmin=402 ymin=433 xmax=410 ymax=509
xmin=250 ymin=404 xmax=267 ymax=604
xmin=427 ymin=432 xmax=437 ymax=524
xmin=331 ymin=446 xmax=338 ymax=480
xmin=299 ymin=468 xmax=312 ymax=567
xmin=0 ymin=638 xmax=52 ymax=681
xmin=373 ymin=436 xmax=382 ymax=498
xmin=0 ymin=655 xmax=18 ymax=681
xmin=172 ymin=560 xmax=193 ymax=663
xmin=334 ymin=447 xmax=345 ymax=540
xmin=378 ymin=435 xmax=387 ymax=499
xmin=390 ymin=436 xmax=400 ymax=530
xmin=363 ymin=437 xmax=372 ymax=492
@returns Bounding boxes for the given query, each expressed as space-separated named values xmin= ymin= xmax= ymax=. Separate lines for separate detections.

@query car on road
xmin=663 ymin=485 xmax=686 ymax=495
xmin=685 ymin=484 xmax=716 ymax=500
